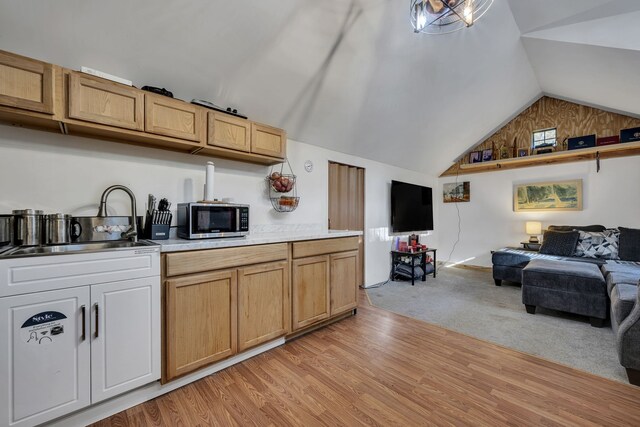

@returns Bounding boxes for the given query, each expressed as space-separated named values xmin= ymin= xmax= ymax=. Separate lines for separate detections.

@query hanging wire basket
xmin=267 ymin=159 xmax=299 ymax=212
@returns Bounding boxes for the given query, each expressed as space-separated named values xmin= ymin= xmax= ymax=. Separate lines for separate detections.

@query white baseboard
xmin=48 ymin=338 xmax=285 ymax=427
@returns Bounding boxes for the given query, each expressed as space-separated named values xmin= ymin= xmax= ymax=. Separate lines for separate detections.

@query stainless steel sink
xmin=0 ymin=240 xmax=159 ymax=258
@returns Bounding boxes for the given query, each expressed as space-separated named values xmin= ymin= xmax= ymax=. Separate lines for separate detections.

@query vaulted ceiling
xmin=0 ymin=1 xmax=638 ymax=175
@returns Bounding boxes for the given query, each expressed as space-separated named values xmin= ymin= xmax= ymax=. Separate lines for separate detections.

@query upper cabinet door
xmin=0 ymin=50 xmax=54 ymax=114
xmin=251 ymin=122 xmax=286 ymax=159
xmin=68 ymin=72 xmax=144 ymax=131
xmin=207 ymin=112 xmax=251 ymax=152
xmin=145 ymin=94 xmax=205 ymax=143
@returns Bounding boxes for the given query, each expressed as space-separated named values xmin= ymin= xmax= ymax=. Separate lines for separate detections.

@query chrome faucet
xmin=97 ymin=185 xmax=138 ymax=242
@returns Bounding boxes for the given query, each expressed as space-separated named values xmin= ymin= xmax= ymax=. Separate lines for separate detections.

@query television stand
xmin=390 ymin=248 xmax=437 ymax=286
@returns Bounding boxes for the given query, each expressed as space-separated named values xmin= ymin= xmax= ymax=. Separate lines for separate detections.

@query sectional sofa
xmin=491 ymin=225 xmax=640 ymax=385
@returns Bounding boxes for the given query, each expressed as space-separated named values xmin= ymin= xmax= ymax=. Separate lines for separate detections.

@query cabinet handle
xmin=94 ymin=303 xmax=99 ymax=338
xmin=80 ymin=305 xmax=86 ymax=341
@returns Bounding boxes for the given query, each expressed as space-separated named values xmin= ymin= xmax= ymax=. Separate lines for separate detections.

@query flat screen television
xmin=390 ymin=180 xmax=434 ymax=233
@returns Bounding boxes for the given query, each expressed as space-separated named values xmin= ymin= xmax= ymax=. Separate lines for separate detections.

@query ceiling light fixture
xmin=410 ymin=0 xmax=493 ymax=34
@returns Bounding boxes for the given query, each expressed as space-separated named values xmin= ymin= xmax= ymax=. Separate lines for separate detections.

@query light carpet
xmin=366 ymin=266 xmax=627 ymax=383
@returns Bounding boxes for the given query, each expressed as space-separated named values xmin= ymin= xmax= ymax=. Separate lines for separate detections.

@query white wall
xmin=0 ymin=125 xmax=437 ymax=286
xmin=437 ymin=156 xmax=640 ymax=267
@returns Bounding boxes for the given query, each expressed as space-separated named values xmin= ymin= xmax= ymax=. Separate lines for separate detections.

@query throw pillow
xmin=619 ymin=227 xmax=640 ymax=262
xmin=539 ymin=230 xmax=580 ymax=256
xmin=574 ymin=229 xmax=620 ymax=259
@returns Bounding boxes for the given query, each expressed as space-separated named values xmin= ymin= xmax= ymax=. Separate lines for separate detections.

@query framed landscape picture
xmin=443 ymin=182 xmax=470 ymax=203
xmin=514 ymin=179 xmax=583 ymax=212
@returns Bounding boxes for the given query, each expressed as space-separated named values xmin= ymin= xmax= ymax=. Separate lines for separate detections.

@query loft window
xmin=532 ymin=128 xmax=557 ymax=149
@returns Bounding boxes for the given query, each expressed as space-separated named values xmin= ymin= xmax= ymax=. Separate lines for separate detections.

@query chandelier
xmin=410 ymin=0 xmax=494 ymax=34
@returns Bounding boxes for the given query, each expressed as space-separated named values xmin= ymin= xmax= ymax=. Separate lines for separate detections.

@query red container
xmin=597 ymin=135 xmax=620 ymax=146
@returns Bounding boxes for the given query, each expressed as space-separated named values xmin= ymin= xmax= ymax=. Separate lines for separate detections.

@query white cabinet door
xmin=90 ymin=277 xmax=160 ymax=403
xmin=0 ymin=287 xmax=91 ymax=427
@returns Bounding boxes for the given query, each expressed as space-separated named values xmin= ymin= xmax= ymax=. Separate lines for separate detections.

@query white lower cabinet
xmin=91 ymin=277 xmax=161 ymax=403
xmin=0 ymin=287 xmax=91 ymax=427
xmin=0 ymin=277 xmax=160 ymax=427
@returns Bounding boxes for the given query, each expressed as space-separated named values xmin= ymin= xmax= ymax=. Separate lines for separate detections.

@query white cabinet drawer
xmin=0 ymin=249 xmax=160 ymax=297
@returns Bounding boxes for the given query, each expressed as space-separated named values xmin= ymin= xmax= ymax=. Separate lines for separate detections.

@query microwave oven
xmin=177 ymin=203 xmax=249 ymax=239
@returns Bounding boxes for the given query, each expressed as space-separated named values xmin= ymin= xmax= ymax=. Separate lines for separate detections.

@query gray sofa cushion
xmin=523 ymin=258 xmax=605 ymax=294
xmin=492 ymin=249 xmax=536 ymax=268
xmin=619 ymin=227 xmax=640 ymax=262
xmin=548 ymin=225 xmax=606 ymax=232
xmin=602 ymin=260 xmax=640 ymax=277
xmin=492 ymin=248 xmax=606 ymax=268
xmin=606 ymin=271 xmax=640 ymax=296
xmin=611 ymin=283 xmax=638 ymax=326
xmin=492 ymin=248 xmax=564 ymax=268
xmin=522 ymin=258 xmax=608 ymax=320
xmin=539 ymin=230 xmax=579 ymax=256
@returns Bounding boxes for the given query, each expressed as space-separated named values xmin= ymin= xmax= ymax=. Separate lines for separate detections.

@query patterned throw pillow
xmin=574 ymin=229 xmax=620 ymax=259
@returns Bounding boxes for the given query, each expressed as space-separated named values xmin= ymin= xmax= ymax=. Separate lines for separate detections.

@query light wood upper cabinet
xmin=68 ymin=72 xmax=144 ymax=131
xmin=145 ymin=94 xmax=205 ymax=143
xmin=207 ymin=112 xmax=251 ymax=152
xmin=165 ymin=270 xmax=237 ymax=381
xmin=0 ymin=50 xmax=54 ymax=114
xmin=292 ymin=255 xmax=330 ymax=331
xmin=237 ymin=261 xmax=289 ymax=352
xmin=251 ymin=122 xmax=286 ymax=158
xmin=330 ymin=251 xmax=359 ymax=316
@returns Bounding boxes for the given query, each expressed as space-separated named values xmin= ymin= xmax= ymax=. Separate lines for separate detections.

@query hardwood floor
xmin=93 ymin=291 xmax=640 ymax=426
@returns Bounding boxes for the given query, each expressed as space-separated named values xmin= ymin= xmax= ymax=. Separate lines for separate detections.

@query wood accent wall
xmin=441 ymin=96 xmax=640 ymax=176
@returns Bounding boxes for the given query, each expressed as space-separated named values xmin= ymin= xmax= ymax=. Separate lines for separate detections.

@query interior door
xmin=90 ymin=277 xmax=160 ymax=403
xmin=0 ymin=287 xmax=90 ymax=427
xmin=328 ymin=162 xmax=365 ymax=286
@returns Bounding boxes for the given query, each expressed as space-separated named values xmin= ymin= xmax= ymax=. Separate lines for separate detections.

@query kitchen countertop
xmin=154 ymin=229 xmax=363 ymax=253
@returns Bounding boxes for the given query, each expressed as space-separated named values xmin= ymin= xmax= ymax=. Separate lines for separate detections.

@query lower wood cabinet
xmin=291 ymin=237 xmax=360 ymax=332
xmin=162 ymin=238 xmax=359 ymax=382
xmin=237 ymin=261 xmax=288 ymax=352
xmin=292 ymin=255 xmax=330 ymax=330
xmin=330 ymin=250 xmax=359 ymax=316
xmin=165 ymin=270 xmax=237 ymax=381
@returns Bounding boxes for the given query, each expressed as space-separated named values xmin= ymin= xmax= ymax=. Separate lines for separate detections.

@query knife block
xmin=143 ymin=211 xmax=172 ymax=240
